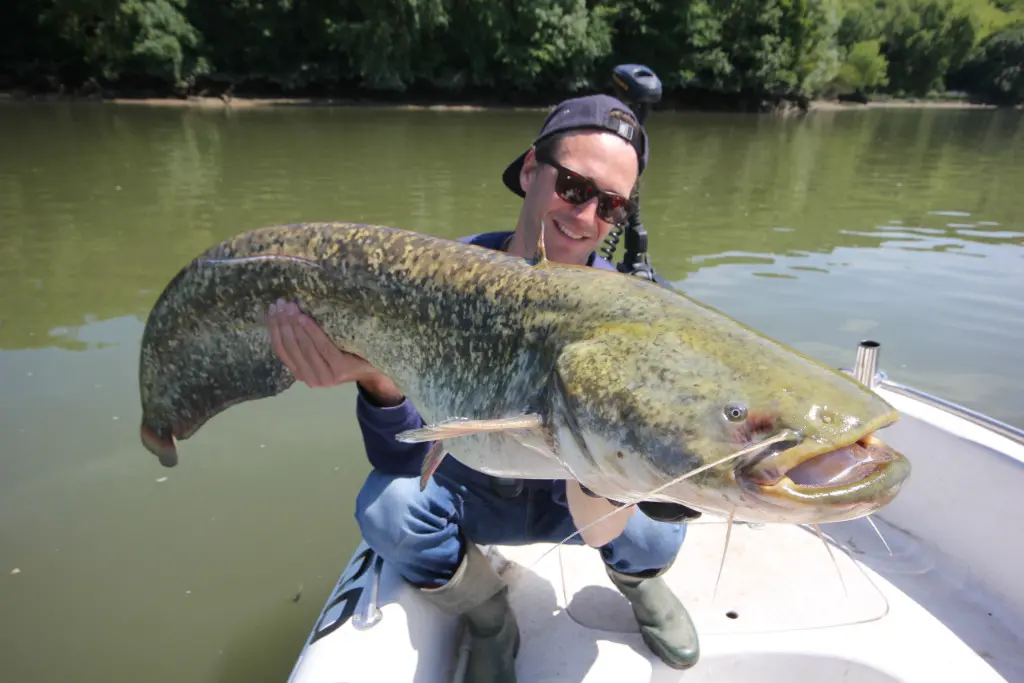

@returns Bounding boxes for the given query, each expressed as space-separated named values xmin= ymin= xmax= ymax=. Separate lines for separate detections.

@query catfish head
xmin=549 ymin=321 xmax=911 ymax=525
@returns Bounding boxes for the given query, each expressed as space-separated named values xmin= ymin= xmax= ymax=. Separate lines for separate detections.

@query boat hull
xmin=286 ymin=542 xmax=461 ymax=683
xmin=287 ymin=376 xmax=1024 ymax=683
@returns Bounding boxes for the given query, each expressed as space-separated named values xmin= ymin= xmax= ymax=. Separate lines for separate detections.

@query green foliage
xmin=830 ymin=39 xmax=891 ymax=93
xmin=796 ymin=0 xmax=846 ymax=94
xmin=326 ymin=0 xmax=450 ymax=92
xmin=498 ymin=0 xmax=616 ymax=93
xmin=881 ymin=0 xmax=979 ymax=95
xmin=433 ymin=0 xmax=616 ymax=94
xmin=837 ymin=0 xmax=889 ymax=46
xmin=599 ymin=0 xmax=842 ymax=99
xmin=2 ymin=0 xmax=1020 ymax=105
xmin=185 ymin=0 xmax=340 ymax=91
xmin=40 ymin=0 xmax=206 ymax=86
xmin=958 ymin=21 xmax=1024 ymax=103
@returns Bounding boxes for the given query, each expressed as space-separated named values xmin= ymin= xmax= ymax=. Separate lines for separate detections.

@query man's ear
xmin=519 ymin=148 xmax=538 ymax=195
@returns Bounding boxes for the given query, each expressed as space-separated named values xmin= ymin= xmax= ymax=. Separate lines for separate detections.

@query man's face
xmin=519 ymin=131 xmax=639 ymax=266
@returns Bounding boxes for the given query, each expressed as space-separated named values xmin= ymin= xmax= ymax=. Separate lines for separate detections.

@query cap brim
xmin=502 ymin=151 xmax=528 ymax=198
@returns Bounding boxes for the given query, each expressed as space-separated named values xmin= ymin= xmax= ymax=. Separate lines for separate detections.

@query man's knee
xmin=354 ymin=470 xmax=467 ymax=588
xmin=354 ymin=470 xmax=457 ymax=555
xmin=647 ymin=520 xmax=687 ymax=569
xmin=355 ymin=470 xmax=417 ymax=546
xmin=602 ymin=514 xmax=687 ymax=575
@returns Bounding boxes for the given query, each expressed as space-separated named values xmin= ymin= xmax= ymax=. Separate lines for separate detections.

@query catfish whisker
xmin=524 ymin=430 xmax=801 ymax=573
xmin=812 ymin=523 xmax=848 ymax=598
xmin=865 ymin=514 xmax=893 ymax=556
xmin=713 ymin=508 xmax=736 ymax=602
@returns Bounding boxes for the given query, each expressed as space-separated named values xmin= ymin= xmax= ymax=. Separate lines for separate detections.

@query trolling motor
xmin=601 ymin=63 xmax=663 ymax=282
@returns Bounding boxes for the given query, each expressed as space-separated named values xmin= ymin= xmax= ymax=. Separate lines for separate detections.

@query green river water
xmin=0 ymin=101 xmax=1022 ymax=683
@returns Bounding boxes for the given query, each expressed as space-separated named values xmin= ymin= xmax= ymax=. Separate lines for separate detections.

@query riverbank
xmin=810 ymin=98 xmax=1003 ymax=111
xmin=0 ymin=91 xmax=538 ymax=111
xmin=1 ymin=90 xmax=1007 ymax=113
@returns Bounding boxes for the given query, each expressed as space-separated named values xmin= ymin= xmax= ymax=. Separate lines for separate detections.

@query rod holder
xmin=853 ymin=340 xmax=881 ymax=388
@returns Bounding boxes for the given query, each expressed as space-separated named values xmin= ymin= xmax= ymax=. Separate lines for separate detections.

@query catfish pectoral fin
xmin=396 ymin=414 xmax=544 ymax=443
xmin=419 ymin=440 xmax=448 ymax=491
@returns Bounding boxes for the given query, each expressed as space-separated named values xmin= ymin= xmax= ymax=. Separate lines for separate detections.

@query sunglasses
xmin=535 ymin=151 xmax=636 ymax=225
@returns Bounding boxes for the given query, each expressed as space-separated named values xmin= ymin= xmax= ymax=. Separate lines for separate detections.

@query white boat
xmin=285 ymin=341 xmax=1024 ymax=683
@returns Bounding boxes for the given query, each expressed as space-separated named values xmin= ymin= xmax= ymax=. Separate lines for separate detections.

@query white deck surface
xmin=487 ymin=516 xmax=1021 ymax=682
xmin=287 ymin=382 xmax=1024 ymax=683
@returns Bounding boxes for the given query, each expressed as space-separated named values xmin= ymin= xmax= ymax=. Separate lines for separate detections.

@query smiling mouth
xmin=553 ymin=219 xmax=586 ymax=242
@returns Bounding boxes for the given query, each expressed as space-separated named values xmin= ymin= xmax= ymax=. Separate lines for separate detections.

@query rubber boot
xmin=606 ymin=564 xmax=700 ymax=670
xmin=418 ymin=541 xmax=520 ymax=683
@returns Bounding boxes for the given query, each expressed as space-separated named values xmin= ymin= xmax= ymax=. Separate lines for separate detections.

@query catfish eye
xmin=724 ymin=403 xmax=748 ymax=422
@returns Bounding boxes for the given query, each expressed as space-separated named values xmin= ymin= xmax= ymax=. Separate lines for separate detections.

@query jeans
xmin=354 ymin=456 xmax=688 ymax=589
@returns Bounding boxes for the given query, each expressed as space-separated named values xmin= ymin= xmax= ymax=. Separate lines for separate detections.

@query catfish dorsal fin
xmin=526 ymin=220 xmax=549 ymax=267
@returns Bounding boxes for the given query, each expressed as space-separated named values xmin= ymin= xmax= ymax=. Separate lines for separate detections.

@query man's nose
xmin=571 ymin=196 xmax=600 ymax=226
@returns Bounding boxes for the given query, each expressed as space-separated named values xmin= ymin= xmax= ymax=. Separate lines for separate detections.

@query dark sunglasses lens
xmin=599 ymin=196 xmax=631 ymax=223
xmin=554 ymin=170 xmax=595 ymax=204
xmin=553 ymin=166 xmax=633 ymax=223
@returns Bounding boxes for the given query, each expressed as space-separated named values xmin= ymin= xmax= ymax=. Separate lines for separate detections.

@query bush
xmin=2 ymin=0 xmax=1021 ymax=105
xmin=959 ymin=21 xmax=1024 ymax=103
xmin=829 ymin=38 xmax=890 ymax=95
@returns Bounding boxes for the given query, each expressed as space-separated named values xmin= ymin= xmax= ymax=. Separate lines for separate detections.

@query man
xmin=267 ymin=94 xmax=700 ymax=681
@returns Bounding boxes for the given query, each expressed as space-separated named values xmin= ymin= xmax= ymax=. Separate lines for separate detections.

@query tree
xmin=960 ymin=21 xmax=1024 ymax=103
xmin=41 ymin=0 xmax=207 ymax=89
xmin=881 ymin=0 xmax=979 ymax=95
xmin=830 ymin=39 xmax=890 ymax=95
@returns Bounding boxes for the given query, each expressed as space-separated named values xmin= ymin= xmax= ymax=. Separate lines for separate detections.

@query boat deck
xmin=486 ymin=515 xmax=1022 ymax=682
xmin=287 ymin=375 xmax=1024 ymax=683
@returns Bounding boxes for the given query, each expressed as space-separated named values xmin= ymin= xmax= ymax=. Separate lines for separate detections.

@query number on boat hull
xmin=309 ymin=547 xmax=376 ymax=645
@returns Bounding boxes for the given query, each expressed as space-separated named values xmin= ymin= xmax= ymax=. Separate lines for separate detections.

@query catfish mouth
xmin=736 ymin=415 xmax=909 ymax=504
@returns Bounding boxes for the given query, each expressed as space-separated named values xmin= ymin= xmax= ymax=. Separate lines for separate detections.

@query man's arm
xmin=267 ymin=299 xmax=433 ymax=476
xmin=355 ymin=381 xmax=434 ymax=477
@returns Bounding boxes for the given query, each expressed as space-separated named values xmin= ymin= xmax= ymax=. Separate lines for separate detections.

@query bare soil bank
xmin=1 ymin=91 xmax=1007 ymax=112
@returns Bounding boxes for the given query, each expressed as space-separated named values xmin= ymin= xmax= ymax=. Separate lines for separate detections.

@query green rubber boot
xmin=418 ymin=541 xmax=520 ymax=683
xmin=606 ymin=565 xmax=700 ymax=670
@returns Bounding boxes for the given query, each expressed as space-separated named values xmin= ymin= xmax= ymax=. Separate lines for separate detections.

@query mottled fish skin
xmin=552 ymin=318 xmax=908 ymax=523
xmin=139 ymin=222 xmax=600 ymax=468
xmin=139 ymin=222 xmax=910 ymax=524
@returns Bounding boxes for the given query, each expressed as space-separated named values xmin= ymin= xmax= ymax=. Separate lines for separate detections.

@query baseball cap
xmin=501 ymin=93 xmax=649 ymax=198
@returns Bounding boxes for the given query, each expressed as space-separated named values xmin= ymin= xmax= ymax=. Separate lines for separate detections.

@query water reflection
xmin=637 ymin=109 xmax=1022 ymax=278
xmin=674 ymin=223 xmax=1023 ymax=429
xmin=1 ymin=103 xmax=1022 ymax=426
xmin=0 ymin=100 xmax=1022 ymax=683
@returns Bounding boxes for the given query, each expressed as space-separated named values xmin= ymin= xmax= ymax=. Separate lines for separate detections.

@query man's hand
xmin=566 ymin=480 xmax=634 ymax=547
xmin=267 ymin=299 xmax=404 ymax=406
xmin=578 ymin=484 xmax=702 ymax=524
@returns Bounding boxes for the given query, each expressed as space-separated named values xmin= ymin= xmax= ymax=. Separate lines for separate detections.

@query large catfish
xmin=138 ymin=222 xmax=910 ymax=525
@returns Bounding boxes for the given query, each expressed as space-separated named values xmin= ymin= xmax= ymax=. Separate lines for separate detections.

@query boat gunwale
xmin=872 ymin=374 xmax=1024 ymax=449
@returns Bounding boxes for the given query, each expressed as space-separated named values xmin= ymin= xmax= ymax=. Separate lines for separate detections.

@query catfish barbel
xmin=138 ymin=222 xmax=910 ymax=525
